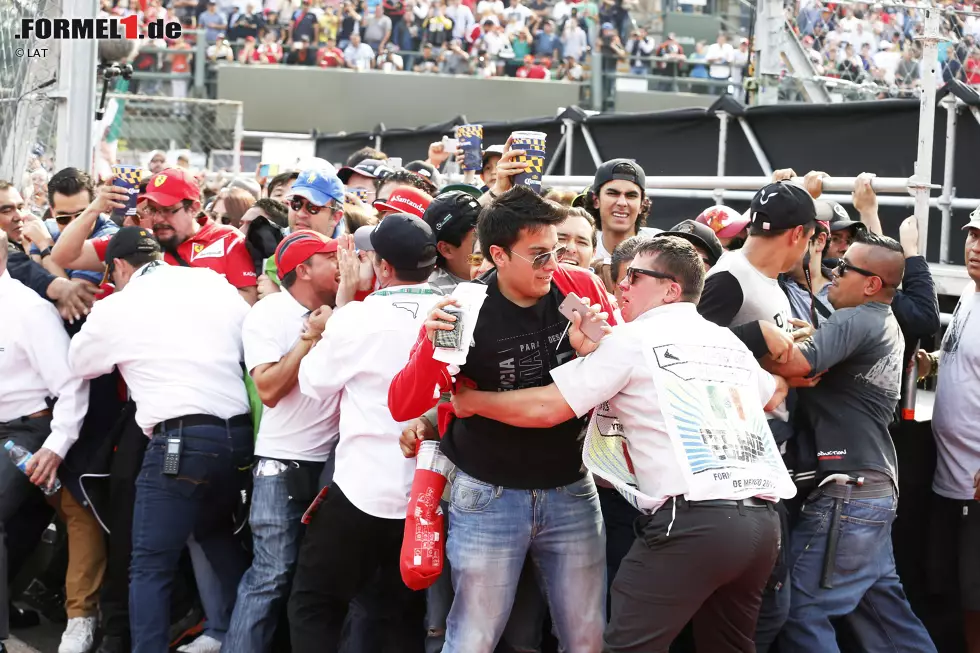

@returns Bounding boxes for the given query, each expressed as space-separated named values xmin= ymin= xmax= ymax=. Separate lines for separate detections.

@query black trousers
xmin=99 ymin=407 xmax=147 ymax=641
xmin=605 ymin=497 xmax=780 ymax=653
xmin=287 ymin=484 xmax=425 ymax=653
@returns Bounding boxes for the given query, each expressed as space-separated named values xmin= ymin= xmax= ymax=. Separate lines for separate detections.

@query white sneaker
xmin=58 ymin=616 xmax=96 ymax=653
xmin=177 ymin=635 xmax=222 ymax=653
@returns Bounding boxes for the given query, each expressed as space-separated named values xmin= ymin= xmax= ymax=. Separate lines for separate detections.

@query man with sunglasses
xmin=388 ymin=187 xmax=615 ymax=652
xmin=287 ymin=168 xmax=346 ymax=237
xmin=52 ymin=168 xmax=258 ymax=305
xmin=763 ymin=231 xmax=938 ymax=653
xmin=448 ymin=236 xmax=794 ymax=652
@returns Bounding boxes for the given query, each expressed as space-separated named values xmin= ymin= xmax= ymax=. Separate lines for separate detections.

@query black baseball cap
xmin=661 ymin=219 xmax=724 ymax=265
xmin=353 ymin=213 xmax=437 ymax=270
xmin=816 ymin=200 xmax=867 ymax=233
xmin=482 ymin=144 xmax=505 ymax=168
xmin=592 ymin=159 xmax=646 ymax=194
xmin=404 ymin=160 xmax=439 ymax=182
xmin=337 ymin=158 xmax=394 ymax=184
xmin=102 ymin=226 xmax=162 ymax=282
xmin=748 ymin=182 xmax=817 ymax=232
xmin=424 ymin=191 xmax=481 ymax=243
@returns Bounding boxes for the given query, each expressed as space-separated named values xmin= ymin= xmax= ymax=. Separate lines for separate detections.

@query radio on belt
xmin=163 ymin=435 xmax=182 ymax=476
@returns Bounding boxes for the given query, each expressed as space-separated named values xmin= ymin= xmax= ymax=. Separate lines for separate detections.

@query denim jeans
xmin=187 ymin=535 xmax=232 ymax=643
xmin=224 ymin=464 xmax=307 ymax=652
xmin=778 ymin=489 xmax=938 ymax=653
xmin=129 ymin=423 xmax=253 ymax=653
xmin=443 ymin=472 xmax=606 ymax=653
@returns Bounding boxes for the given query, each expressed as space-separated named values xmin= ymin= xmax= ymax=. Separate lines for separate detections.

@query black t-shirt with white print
xmin=441 ymin=273 xmax=587 ymax=489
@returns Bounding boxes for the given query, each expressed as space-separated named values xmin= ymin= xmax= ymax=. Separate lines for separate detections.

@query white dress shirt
xmin=69 ymin=263 xmax=250 ymax=435
xmin=243 ymin=289 xmax=340 ymax=462
xmin=0 ymin=271 xmax=89 ymax=458
xmin=552 ymin=302 xmax=780 ymax=514
xmin=299 ymin=283 xmax=444 ymax=520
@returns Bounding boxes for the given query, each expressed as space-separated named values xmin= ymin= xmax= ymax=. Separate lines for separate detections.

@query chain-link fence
xmin=0 ymin=0 xmax=63 ymax=183
xmin=98 ymin=93 xmax=244 ymax=174
xmin=782 ymin=0 xmax=973 ymax=102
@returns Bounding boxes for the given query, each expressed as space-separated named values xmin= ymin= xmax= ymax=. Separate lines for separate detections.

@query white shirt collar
xmin=632 ymin=301 xmax=698 ymax=323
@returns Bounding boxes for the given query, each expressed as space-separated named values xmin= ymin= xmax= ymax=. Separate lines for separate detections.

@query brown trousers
xmin=48 ymin=488 xmax=107 ymax=619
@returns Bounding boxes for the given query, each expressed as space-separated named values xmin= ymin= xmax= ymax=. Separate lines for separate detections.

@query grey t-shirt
xmin=797 ymin=301 xmax=904 ymax=481
xmin=363 ymin=15 xmax=392 ymax=43
xmin=931 ymin=282 xmax=980 ymax=500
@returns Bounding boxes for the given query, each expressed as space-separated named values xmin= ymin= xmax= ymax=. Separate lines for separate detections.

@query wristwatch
xmin=38 ymin=246 xmax=52 ymax=258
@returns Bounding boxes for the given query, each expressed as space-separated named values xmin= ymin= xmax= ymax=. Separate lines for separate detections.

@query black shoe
xmin=96 ymin=635 xmax=129 ymax=653
xmin=8 ymin=602 xmax=41 ymax=629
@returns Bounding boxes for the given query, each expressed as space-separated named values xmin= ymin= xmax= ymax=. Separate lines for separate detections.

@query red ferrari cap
xmin=141 ymin=168 xmax=201 ymax=206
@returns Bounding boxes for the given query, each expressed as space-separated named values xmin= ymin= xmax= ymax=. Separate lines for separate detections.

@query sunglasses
xmin=509 ymin=245 xmax=566 ymax=270
xmin=624 ymin=266 xmax=677 ymax=286
xmin=467 ymin=252 xmax=484 ymax=267
xmin=290 ymin=198 xmax=329 ymax=215
xmin=54 ymin=209 xmax=85 ymax=226
xmin=835 ymin=259 xmax=894 ymax=287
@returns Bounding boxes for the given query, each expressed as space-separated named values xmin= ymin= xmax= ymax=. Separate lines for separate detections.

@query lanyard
xmin=370 ymin=287 xmax=441 ymax=298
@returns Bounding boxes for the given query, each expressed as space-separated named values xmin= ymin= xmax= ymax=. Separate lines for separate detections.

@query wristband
xmin=487 ymin=189 xmax=498 ymax=200
xmin=929 ymin=352 xmax=939 ymax=378
xmin=38 ymin=246 xmax=52 ymax=258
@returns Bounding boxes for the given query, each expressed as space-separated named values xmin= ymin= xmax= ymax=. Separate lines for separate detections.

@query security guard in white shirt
xmin=451 ymin=236 xmax=796 ymax=653
xmin=0 ymin=230 xmax=90 ymax=650
xmin=287 ymin=213 xmax=442 ymax=653
xmin=226 ymin=230 xmax=342 ymax=652
xmin=68 ymin=227 xmax=253 ymax=653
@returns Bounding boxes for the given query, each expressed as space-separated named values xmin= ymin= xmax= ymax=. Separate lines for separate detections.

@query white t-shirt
xmin=705 ymin=41 xmax=735 ymax=79
xmin=242 ymin=290 xmax=340 ymax=463
xmin=932 ymin=281 xmax=980 ymax=500
xmin=552 ymin=302 xmax=779 ymax=515
xmin=298 ymin=284 xmax=444 ymax=519
xmin=69 ymin=264 xmax=250 ymax=435
xmin=477 ymin=0 xmax=505 ymax=16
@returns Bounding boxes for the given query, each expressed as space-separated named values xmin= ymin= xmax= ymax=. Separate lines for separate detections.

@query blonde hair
xmin=344 ymin=202 xmax=378 ymax=234
xmin=544 ymin=188 xmax=577 ymax=206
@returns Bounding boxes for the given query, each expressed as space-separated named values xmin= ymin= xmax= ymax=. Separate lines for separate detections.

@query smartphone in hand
xmin=558 ymin=292 xmax=608 ymax=343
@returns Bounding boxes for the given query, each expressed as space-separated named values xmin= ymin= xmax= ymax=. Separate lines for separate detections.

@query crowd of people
xmin=791 ymin=0 xmax=980 ymax=98
xmin=1 ymin=128 xmax=977 ymax=653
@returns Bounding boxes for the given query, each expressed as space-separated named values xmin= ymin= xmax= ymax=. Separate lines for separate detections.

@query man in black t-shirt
xmin=390 ymin=187 xmax=614 ymax=652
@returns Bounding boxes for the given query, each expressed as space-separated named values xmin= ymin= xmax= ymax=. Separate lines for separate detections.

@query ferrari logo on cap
xmin=154 ymin=175 xmax=167 ymax=187
xmin=139 ymin=230 xmax=148 ymax=237
xmin=307 ymin=171 xmax=317 ymax=183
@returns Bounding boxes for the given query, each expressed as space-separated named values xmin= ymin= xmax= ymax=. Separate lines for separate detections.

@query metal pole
xmin=939 ymin=95 xmax=958 ymax=264
xmin=232 ymin=103 xmax=244 ymax=175
xmin=754 ymin=0 xmax=782 ymax=105
xmin=715 ymin=112 xmax=729 ymax=205
xmin=579 ymin=125 xmax=604 ymax=169
xmin=591 ymin=23 xmax=604 ymax=112
xmin=913 ymin=7 xmax=941 ymax=260
xmin=531 ymin=174 xmax=921 ymax=192
xmin=563 ymin=118 xmax=575 ymax=177
xmin=57 ymin=0 xmax=99 ymax=173
xmin=737 ymin=117 xmax=774 ymax=177
xmin=544 ymin=132 xmax=568 ymax=176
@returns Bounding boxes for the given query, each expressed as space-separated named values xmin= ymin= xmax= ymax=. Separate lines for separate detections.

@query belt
xmin=0 ymin=408 xmax=52 ymax=426
xmin=152 ymin=413 xmax=251 ymax=436
xmin=818 ymin=481 xmax=894 ymax=500
xmin=676 ymin=496 xmax=773 ymax=509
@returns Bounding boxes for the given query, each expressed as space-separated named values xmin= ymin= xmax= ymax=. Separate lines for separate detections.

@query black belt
xmin=152 ymin=413 xmax=251 ymax=435
xmin=676 ymin=496 xmax=773 ymax=509
xmin=818 ymin=481 xmax=894 ymax=500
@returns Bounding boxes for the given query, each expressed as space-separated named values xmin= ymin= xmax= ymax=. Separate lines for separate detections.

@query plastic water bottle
xmin=4 ymin=441 xmax=61 ymax=496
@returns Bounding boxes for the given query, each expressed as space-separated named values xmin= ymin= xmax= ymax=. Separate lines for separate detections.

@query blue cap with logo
xmin=288 ymin=168 xmax=345 ymax=207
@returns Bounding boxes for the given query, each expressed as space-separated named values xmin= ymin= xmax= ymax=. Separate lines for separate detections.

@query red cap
xmin=142 ymin=168 xmax=201 ymax=206
xmin=373 ymin=187 xmax=431 ymax=219
xmin=274 ymin=230 xmax=339 ymax=278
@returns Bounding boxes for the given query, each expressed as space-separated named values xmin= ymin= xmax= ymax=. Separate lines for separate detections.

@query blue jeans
xmin=778 ymin=489 xmax=937 ymax=652
xmin=129 ymin=423 xmax=253 ymax=653
xmin=224 ymin=464 xmax=306 ymax=653
xmin=187 ymin=535 xmax=232 ymax=643
xmin=443 ymin=472 xmax=606 ymax=653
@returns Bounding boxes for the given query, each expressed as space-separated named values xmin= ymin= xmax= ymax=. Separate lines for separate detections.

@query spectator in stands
xmin=228 ymin=3 xmax=265 ymax=42
xmin=199 ymin=1 xmax=228 ymax=44
xmin=625 ymin=27 xmax=655 ymax=75
xmin=378 ymin=43 xmax=406 ymax=71
xmin=445 ymin=0 xmax=474 ymax=40
xmin=687 ymin=40 xmax=710 ymax=90
xmin=207 ymin=36 xmax=235 ymax=62
xmin=598 ymin=22 xmax=626 ymax=106
xmin=384 ymin=0 xmax=409 ymax=50
xmin=422 ymin=3 xmax=454 ymax=49
xmin=414 ymin=42 xmax=441 ymax=72
xmin=655 ymin=32 xmax=685 ymax=90
xmin=288 ymin=0 xmax=321 ymax=44
xmin=318 ymin=36 xmax=346 ymax=66
xmin=557 ymin=54 xmax=583 ymax=80
xmin=362 ymin=4 xmax=393 ymax=53
xmin=257 ymin=30 xmax=285 ymax=63
xmin=440 ymin=39 xmax=471 ymax=73
xmin=533 ymin=19 xmax=562 ymax=60
xmin=319 ymin=6 xmax=339 ymax=45
xmin=238 ymin=36 xmax=259 ymax=64
xmin=344 ymin=32 xmax=376 ymax=69
xmin=267 ymin=171 xmax=299 ymax=202
xmin=561 ymin=13 xmax=588 ymax=62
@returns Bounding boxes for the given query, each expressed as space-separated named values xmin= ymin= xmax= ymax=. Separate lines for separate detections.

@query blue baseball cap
xmin=601 ymin=22 xmax=615 ymax=30
xmin=288 ymin=168 xmax=345 ymax=207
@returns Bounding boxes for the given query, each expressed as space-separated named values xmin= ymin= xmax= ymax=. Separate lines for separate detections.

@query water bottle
xmin=4 ymin=441 xmax=61 ymax=496
xmin=900 ymin=339 xmax=920 ymax=422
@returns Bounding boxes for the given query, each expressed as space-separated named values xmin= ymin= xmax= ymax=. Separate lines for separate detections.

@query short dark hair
xmin=394 ymin=260 xmax=437 ymax=283
xmin=748 ymin=219 xmax=816 ymax=238
xmin=267 ymin=171 xmax=299 ymax=197
xmin=559 ymin=206 xmax=597 ymax=249
xmin=632 ymin=236 xmax=705 ymax=303
xmin=855 ymin=229 xmax=904 ymax=255
xmin=478 ymin=186 xmax=565 ymax=261
xmin=610 ymin=234 xmax=651 ymax=282
xmin=582 ymin=188 xmax=650 ymax=235
xmin=346 ymin=147 xmax=388 ymax=168
xmin=380 ymin=170 xmax=437 ymax=197
xmin=253 ymin=197 xmax=288 ymax=229
xmin=48 ymin=167 xmax=94 ymax=207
